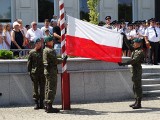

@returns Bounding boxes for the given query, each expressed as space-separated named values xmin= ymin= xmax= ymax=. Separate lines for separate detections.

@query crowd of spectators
xmin=0 ymin=15 xmax=61 ymax=56
xmin=101 ymin=16 xmax=160 ymax=65
xmin=0 ymin=14 xmax=160 ymax=65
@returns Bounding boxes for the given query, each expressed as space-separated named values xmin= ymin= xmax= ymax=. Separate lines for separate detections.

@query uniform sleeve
xmin=144 ymin=28 xmax=148 ymax=37
xmin=43 ymin=50 xmax=48 ymax=66
xmin=123 ymin=33 xmax=134 ymax=52
xmin=27 ymin=52 xmax=32 ymax=72
xmin=124 ymin=51 xmax=144 ymax=65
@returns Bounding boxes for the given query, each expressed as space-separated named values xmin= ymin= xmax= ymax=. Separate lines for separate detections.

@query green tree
xmin=87 ymin=0 xmax=100 ymax=25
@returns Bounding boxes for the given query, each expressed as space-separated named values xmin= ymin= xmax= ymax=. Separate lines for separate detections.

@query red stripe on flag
xmin=66 ymin=35 xmax=122 ymax=63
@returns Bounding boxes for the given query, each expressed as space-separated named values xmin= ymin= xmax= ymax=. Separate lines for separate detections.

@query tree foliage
xmin=87 ymin=0 xmax=100 ymax=25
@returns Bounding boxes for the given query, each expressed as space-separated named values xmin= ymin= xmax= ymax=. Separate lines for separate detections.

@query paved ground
xmin=0 ymin=97 xmax=160 ymax=120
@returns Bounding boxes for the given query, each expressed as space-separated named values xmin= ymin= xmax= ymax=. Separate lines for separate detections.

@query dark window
xmin=118 ymin=0 xmax=132 ymax=22
xmin=0 ymin=0 xmax=11 ymax=22
xmin=155 ymin=0 xmax=160 ymax=21
xmin=38 ymin=0 xmax=54 ymax=22
xmin=80 ymin=0 xmax=89 ymax=21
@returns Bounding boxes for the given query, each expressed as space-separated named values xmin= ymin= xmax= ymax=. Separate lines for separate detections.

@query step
xmin=142 ymin=84 xmax=160 ymax=91
xmin=142 ymin=84 xmax=160 ymax=87
xmin=142 ymin=73 xmax=160 ymax=76
xmin=142 ymin=78 xmax=160 ymax=81
xmin=143 ymin=90 xmax=160 ymax=94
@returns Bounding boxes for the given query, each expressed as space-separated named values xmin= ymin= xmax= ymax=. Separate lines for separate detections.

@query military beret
xmin=105 ymin=16 xmax=111 ymax=20
xmin=44 ymin=36 xmax=53 ymax=43
xmin=133 ymin=38 xmax=142 ymax=43
xmin=33 ymin=37 xmax=41 ymax=44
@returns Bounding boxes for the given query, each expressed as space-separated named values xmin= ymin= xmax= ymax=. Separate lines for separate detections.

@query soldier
xmin=103 ymin=16 xmax=112 ymax=29
xmin=27 ymin=37 xmax=45 ymax=110
xmin=118 ymin=35 xmax=144 ymax=109
xmin=43 ymin=36 xmax=67 ymax=113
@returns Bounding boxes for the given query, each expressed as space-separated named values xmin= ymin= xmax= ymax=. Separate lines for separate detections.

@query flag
xmin=66 ymin=16 xmax=123 ymax=63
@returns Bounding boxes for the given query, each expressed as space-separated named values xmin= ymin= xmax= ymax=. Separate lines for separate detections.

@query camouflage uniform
xmin=27 ymin=44 xmax=45 ymax=109
xmin=43 ymin=47 xmax=62 ymax=104
xmin=119 ymin=35 xmax=144 ymax=109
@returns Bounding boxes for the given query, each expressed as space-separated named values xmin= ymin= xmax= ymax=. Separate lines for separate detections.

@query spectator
xmin=3 ymin=23 xmax=11 ymax=50
xmin=11 ymin=22 xmax=24 ymax=56
xmin=26 ymin=21 xmax=44 ymax=49
xmin=144 ymin=18 xmax=160 ymax=65
xmin=50 ymin=15 xmax=58 ymax=23
xmin=103 ymin=16 xmax=112 ymax=29
xmin=52 ymin=19 xmax=61 ymax=55
xmin=25 ymin=25 xmax=30 ymax=31
xmin=0 ymin=23 xmax=4 ymax=49
xmin=41 ymin=19 xmax=53 ymax=36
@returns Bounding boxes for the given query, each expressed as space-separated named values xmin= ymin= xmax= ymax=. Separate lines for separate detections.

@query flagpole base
xmin=61 ymin=72 xmax=71 ymax=110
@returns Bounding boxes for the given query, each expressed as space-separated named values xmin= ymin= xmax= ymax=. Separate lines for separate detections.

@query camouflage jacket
xmin=27 ymin=49 xmax=44 ymax=74
xmin=123 ymin=36 xmax=144 ymax=67
xmin=43 ymin=46 xmax=62 ymax=74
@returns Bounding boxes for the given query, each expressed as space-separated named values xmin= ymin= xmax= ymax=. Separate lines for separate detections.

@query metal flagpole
xmin=59 ymin=0 xmax=71 ymax=110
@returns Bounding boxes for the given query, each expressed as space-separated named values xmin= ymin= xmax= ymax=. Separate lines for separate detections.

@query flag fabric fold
xmin=66 ymin=15 xmax=123 ymax=63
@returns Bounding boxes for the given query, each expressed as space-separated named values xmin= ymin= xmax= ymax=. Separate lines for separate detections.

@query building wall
xmin=0 ymin=0 xmax=156 ymax=25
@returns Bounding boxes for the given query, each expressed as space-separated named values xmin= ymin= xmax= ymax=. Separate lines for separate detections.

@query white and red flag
xmin=66 ymin=16 xmax=123 ymax=63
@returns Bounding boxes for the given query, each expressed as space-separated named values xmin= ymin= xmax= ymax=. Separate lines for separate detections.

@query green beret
xmin=33 ymin=37 xmax=41 ymax=44
xmin=133 ymin=38 xmax=142 ymax=43
xmin=44 ymin=36 xmax=53 ymax=43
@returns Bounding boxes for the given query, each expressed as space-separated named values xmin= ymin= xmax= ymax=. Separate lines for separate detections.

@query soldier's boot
xmin=132 ymin=98 xmax=142 ymax=109
xmin=129 ymin=99 xmax=137 ymax=107
xmin=46 ymin=103 xmax=60 ymax=113
xmin=34 ymin=100 xmax=39 ymax=110
xmin=39 ymin=99 xmax=44 ymax=109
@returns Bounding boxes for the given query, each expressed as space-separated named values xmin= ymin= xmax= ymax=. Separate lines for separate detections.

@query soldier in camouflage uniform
xmin=118 ymin=34 xmax=144 ymax=109
xmin=27 ymin=38 xmax=45 ymax=110
xmin=43 ymin=36 xmax=67 ymax=113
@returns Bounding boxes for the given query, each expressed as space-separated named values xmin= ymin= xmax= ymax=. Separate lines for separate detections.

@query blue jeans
xmin=54 ymin=44 xmax=61 ymax=56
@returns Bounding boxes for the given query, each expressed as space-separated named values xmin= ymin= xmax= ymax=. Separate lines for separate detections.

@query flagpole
xmin=59 ymin=0 xmax=71 ymax=110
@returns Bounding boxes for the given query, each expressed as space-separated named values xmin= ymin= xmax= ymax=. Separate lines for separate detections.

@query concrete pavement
xmin=0 ymin=97 xmax=160 ymax=120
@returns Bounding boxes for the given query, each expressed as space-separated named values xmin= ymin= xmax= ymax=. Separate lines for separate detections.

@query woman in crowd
xmin=11 ymin=21 xmax=24 ymax=56
xmin=0 ymin=23 xmax=4 ymax=49
xmin=3 ymin=23 xmax=11 ymax=50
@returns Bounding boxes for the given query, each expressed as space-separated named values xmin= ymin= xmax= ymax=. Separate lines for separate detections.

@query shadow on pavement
xmin=61 ymin=108 xmax=108 ymax=115
xmin=112 ymin=107 xmax=160 ymax=114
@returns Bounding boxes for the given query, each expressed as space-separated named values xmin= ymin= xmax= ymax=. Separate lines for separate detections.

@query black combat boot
xmin=129 ymin=99 xmax=137 ymax=107
xmin=39 ymin=99 xmax=44 ymax=109
xmin=46 ymin=103 xmax=60 ymax=113
xmin=132 ymin=98 xmax=142 ymax=109
xmin=34 ymin=100 xmax=39 ymax=110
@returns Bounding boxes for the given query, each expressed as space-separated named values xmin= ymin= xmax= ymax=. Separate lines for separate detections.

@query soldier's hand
xmin=63 ymin=55 xmax=68 ymax=62
xmin=118 ymin=62 xmax=125 ymax=66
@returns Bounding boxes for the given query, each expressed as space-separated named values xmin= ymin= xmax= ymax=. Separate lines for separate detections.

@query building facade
xmin=0 ymin=0 xmax=158 ymax=26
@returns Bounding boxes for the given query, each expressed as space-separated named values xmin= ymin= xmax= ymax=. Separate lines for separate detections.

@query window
xmin=118 ymin=0 xmax=132 ymax=22
xmin=38 ymin=0 xmax=54 ymax=22
xmin=0 ymin=0 xmax=11 ymax=22
xmin=80 ymin=0 xmax=89 ymax=21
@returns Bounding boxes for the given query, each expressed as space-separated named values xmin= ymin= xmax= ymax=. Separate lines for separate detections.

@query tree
xmin=87 ymin=0 xmax=100 ymax=25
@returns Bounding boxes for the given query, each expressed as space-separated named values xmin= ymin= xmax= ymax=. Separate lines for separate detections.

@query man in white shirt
xmin=144 ymin=18 xmax=160 ymax=65
xmin=26 ymin=21 xmax=44 ymax=48
xmin=41 ymin=19 xmax=53 ymax=36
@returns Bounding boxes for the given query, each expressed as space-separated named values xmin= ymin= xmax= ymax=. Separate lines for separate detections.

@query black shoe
xmin=132 ymin=98 xmax=142 ymax=109
xmin=129 ymin=99 xmax=137 ymax=107
xmin=132 ymin=104 xmax=142 ymax=109
xmin=34 ymin=100 xmax=39 ymax=110
xmin=154 ymin=63 xmax=159 ymax=65
xmin=46 ymin=103 xmax=60 ymax=113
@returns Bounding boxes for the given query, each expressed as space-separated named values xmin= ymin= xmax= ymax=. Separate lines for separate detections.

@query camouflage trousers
xmin=132 ymin=67 xmax=142 ymax=98
xmin=30 ymin=74 xmax=45 ymax=100
xmin=44 ymin=74 xmax=58 ymax=104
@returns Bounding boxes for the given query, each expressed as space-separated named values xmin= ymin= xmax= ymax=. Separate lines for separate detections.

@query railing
xmin=10 ymin=48 xmax=62 ymax=57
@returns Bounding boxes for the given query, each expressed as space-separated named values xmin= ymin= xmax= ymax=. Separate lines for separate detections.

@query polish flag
xmin=66 ymin=16 xmax=123 ymax=63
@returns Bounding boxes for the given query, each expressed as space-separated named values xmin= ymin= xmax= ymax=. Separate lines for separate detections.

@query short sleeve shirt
xmin=26 ymin=28 xmax=44 ymax=41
